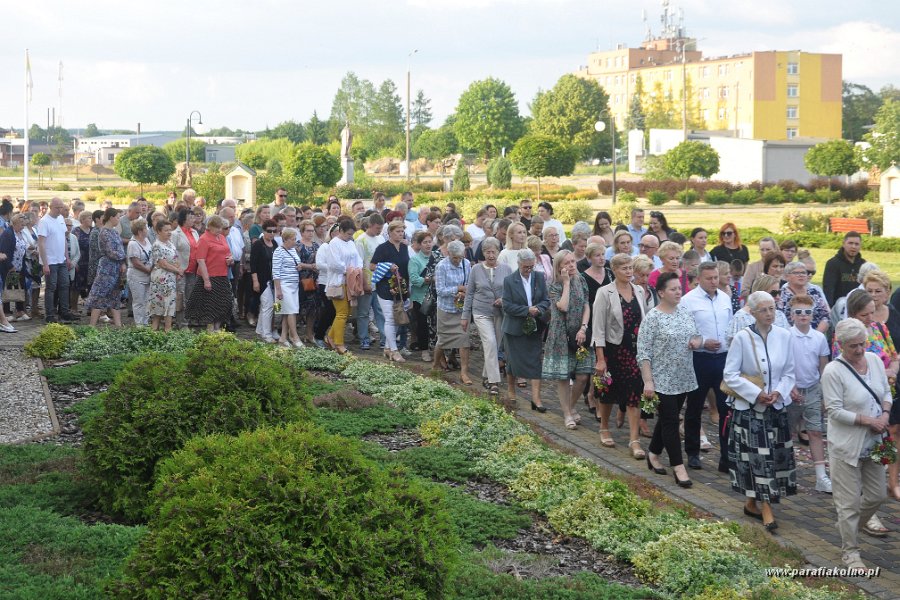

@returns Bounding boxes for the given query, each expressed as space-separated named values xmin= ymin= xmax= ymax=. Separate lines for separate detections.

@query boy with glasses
xmin=787 ymin=294 xmax=832 ymax=493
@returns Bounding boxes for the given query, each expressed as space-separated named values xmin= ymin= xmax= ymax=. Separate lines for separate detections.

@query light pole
xmin=185 ymin=110 xmax=202 ymax=185
xmin=406 ymin=49 xmax=418 ymax=180
xmin=595 ymin=112 xmax=616 ymax=204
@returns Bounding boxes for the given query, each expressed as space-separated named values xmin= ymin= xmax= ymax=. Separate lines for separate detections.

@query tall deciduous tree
xmin=861 ymin=99 xmax=900 ymax=171
xmin=305 ymin=111 xmax=329 ymax=145
xmin=412 ymin=90 xmax=433 ymax=127
xmin=286 ymin=143 xmax=342 ymax=188
xmin=842 ymin=82 xmax=880 ymax=141
xmin=329 ymin=72 xmax=376 ymax=135
xmin=163 ymin=139 xmax=207 ymax=163
xmin=529 ymin=74 xmax=610 ymax=160
xmin=509 ymin=134 xmax=577 ymax=199
xmin=662 ymin=141 xmax=719 ymax=181
xmin=84 ymin=123 xmax=100 ymax=138
xmin=644 ymin=82 xmax=678 ymax=130
xmin=114 ymin=146 xmax=175 ymax=189
xmin=454 ymin=78 xmax=524 ymax=159
xmin=413 ymin=127 xmax=458 ymax=160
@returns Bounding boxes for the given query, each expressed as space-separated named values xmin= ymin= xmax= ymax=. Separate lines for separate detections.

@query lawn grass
xmin=313 ymin=404 xmax=419 ymax=438
xmin=41 ymin=355 xmax=136 ymax=386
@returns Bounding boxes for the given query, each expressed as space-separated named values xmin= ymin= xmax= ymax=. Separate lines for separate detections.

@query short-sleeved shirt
xmin=789 ymin=326 xmax=829 ymax=389
xmin=370 ymin=241 xmax=410 ymax=301
xmin=126 ymin=238 xmax=153 ymax=283
xmin=37 ymin=213 xmax=67 ymax=265
xmin=195 ymin=231 xmax=231 ymax=277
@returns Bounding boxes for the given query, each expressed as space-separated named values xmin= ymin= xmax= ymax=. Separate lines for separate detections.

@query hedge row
xmin=290 ymin=348 xmax=855 ymax=599
xmin=599 ymin=178 xmax=872 ymax=201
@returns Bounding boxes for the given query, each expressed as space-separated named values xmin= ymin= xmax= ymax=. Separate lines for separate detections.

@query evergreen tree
xmin=305 ymin=111 xmax=329 ymax=145
xmin=412 ymin=90 xmax=433 ymax=127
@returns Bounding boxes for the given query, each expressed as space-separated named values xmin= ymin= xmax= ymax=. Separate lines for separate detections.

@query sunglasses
xmin=278 ymin=195 xmax=287 ymax=199
xmin=790 ymin=271 xmax=808 ymax=276
xmin=722 ymin=231 xmax=735 ymax=237
xmin=265 ymin=229 xmax=277 ymax=233
xmin=792 ymin=308 xmax=813 ymax=316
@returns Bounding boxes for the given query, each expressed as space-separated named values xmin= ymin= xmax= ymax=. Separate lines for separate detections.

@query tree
xmin=644 ymin=81 xmax=678 ymax=130
xmin=286 ymin=143 xmax=342 ymax=188
xmin=413 ymin=127 xmax=458 ymax=160
xmin=235 ymin=138 xmax=298 ymax=170
xmin=452 ymin=163 xmax=470 ymax=191
xmin=366 ymin=79 xmax=404 ymax=152
xmin=163 ymin=139 xmax=207 ymax=163
xmin=305 ymin=111 xmax=329 ymax=145
xmin=530 ymin=74 xmax=610 ymax=160
xmin=454 ymin=78 xmax=525 ymax=159
xmin=804 ymin=139 xmax=858 ymax=180
xmin=662 ymin=141 xmax=720 ymax=181
xmin=267 ymin=120 xmax=306 ymax=144
xmin=509 ymin=134 xmax=577 ymax=199
xmin=84 ymin=123 xmax=100 ymax=138
xmin=329 ymin=72 xmax=376 ymax=134
xmin=842 ymin=82 xmax=880 ymax=141
xmin=625 ymin=75 xmax=646 ymax=132
xmin=489 ymin=156 xmax=512 ymax=189
xmin=412 ymin=90 xmax=433 ymax=127
xmin=192 ymin=166 xmax=226 ymax=203
xmin=31 ymin=152 xmax=50 ymax=167
xmin=861 ymin=99 xmax=900 ymax=171
xmin=114 ymin=146 xmax=175 ymax=190
xmin=204 ymin=126 xmax=236 ymax=136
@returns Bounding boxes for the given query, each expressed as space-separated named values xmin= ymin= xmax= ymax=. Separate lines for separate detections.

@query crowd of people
xmin=1 ymin=191 xmax=898 ymax=570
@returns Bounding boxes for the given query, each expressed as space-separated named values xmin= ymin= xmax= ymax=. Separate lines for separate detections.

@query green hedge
xmin=112 ymin=423 xmax=458 ymax=599
xmin=82 ymin=334 xmax=311 ymax=521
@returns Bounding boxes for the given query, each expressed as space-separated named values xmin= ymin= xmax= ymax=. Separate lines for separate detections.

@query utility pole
xmin=405 ymin=49 xmax=418 ymax=180
xmin=681 ymin=41 xmax=687 ymax=140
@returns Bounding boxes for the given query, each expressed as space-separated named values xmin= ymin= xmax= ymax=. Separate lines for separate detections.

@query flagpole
xmin=24 ymin=49 xmax=31 ymax=203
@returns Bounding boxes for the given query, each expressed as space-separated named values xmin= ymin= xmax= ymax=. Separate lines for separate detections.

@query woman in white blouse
xmin=723 ymin=291 xmax=796 ymax=533
xmin=822 ymin=318 xmax=893 ymax=571
xmin=324 ymin=218 xmax=362 ymax=355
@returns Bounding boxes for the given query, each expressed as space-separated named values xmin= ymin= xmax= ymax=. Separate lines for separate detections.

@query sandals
xmin=863 ymin=515 xmax=889 ymax=537
xmin=488 ymin=384 xmax=500 ymax=397
xmin=565 ymin=418 xmax=577 ymax=430
xmin=517 ymin=378 xmax=527 ymax=388
xmin=629 ymin=440 xmax=646 ymax=460
xmin=599 ymin=429 xmax=615 ymax=448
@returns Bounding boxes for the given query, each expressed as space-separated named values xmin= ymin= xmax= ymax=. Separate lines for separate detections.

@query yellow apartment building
xmin=575 ymin=41 xmax=842 ymax=141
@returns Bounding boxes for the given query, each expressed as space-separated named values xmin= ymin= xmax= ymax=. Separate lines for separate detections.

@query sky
xmin=2 ymin=0 xmax=898 ymax=134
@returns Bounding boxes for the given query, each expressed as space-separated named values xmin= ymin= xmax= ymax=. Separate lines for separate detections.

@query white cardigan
xmin=822 ymin=352 xmax=893 ymax=467
xmin=723 ymin=326 xmax=795 ymax=411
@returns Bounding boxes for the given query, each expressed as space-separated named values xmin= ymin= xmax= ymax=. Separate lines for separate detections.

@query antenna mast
xmin=57 ymin=61 xmax=63 ymax=129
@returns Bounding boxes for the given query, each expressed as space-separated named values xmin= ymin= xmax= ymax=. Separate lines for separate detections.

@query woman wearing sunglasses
xmin=709 ymin=222 xmax=749 ymax=267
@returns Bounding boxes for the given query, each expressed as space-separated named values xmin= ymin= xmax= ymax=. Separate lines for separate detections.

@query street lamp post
xmin=406 ymin=49 xmax=418 ymax=180
xmin=595 ymin=113 xmax=616 ymax=204
xmin=185 ymin=110 xmax=202 ymax=185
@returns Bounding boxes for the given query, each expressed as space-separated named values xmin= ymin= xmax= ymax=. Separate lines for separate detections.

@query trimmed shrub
xmin=24 ymin=323 xmax=76 ymax=359
xmin=675 ymin=188 xmax=699 ymax=206
xmin=703 ymin=189 xmax=729 ymax=205
xmin=813 ymin=187 xmax=841 ymax=204
xmin=730 ymin=189 xmax=758 ymax=205
xmin=491 ymin=156 xmax=513 ymax=189
xmin=615 ymin=191 xmax=638 ymax=205
xmin=646 ymin=190 xmax=668 ymax=206
xmin=453 ymin=163 xmax=471 ymax=191
xmin=552 ymin=201 xmax=592 ymax=225
xmin=760 ymin=185 xmax=786 ymax=205
xmin=42 ymin=354 xmax=136 ymax=386
xmin=82 ymin=334 xmax=312 ymax=521
xmin=63 ymin=327 xmax=197 ymax=360
xmin=112 ymin=424 xmax=457 ymax=599
xmin=790 ymin=188 xmax=811 ymax=204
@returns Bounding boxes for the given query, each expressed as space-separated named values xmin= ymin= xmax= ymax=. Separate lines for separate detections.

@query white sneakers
xmin=0 ymin=322 xmax=17 ymax=333
xmin=843 ymin=552 xmax=867 ymax=570
xmin=815 ymin=475 xmax=832 ymax=494
xmin=699 ymin=435 xmax=712 ymax=451
xmin=9 ymin=314 xmax=30 ymax=322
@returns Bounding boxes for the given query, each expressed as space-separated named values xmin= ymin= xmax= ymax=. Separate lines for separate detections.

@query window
xmin=665 ymin=70 xmax=673 ymax=81
xmin=606 ymin=58 xmax=611 ymax=68
xmin=719 ymin=86 xmax=729 ymax=98
xmin=630 ymin=73 xmax=636 ymax=84
xmin=718 ymin=108 xmax=727 ymax=120
xmin=787 ymin=62 xmax=799 ymax=75
xmin=701 ymin=66 xmax=709 ymax=78
xmin=700 ymin=87 xmax=709 ymax=99
xmin=718 ymin=64 xmax=728 ymax=76
xmin=107 ymin=153 xmax=114 ymax=161
xmin=786 ymin=106 xmax=798 ymax=119
xmin=786 ymin=127 xmax=798 ymax=139
xmin=702 ymin=108 xmax=710 ymax=122
xmin=787 ymin=84 xmax=799 ymax=98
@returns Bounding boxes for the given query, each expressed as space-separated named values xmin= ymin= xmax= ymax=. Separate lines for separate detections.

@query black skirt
xmin=728 ymin=407 xmax=797 ymax=503
xmin=185 ymin=276 xmax=233 ymax=326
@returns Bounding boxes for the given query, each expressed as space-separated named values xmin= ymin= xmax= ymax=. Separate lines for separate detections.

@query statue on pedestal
xmin=340 ymin=121 xmax=353 ymax=159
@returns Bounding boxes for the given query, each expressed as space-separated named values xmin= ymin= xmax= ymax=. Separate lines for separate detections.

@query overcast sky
xmin=2 ymin=0 xmax=898 ymax=133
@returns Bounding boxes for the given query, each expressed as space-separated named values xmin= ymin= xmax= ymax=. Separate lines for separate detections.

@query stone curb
xmin=10 ymin=357 xmax=60 ymax=445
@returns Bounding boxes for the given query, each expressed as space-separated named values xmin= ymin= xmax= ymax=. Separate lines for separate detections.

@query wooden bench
xmin=828 ymin=217 xmax=871 ymax=235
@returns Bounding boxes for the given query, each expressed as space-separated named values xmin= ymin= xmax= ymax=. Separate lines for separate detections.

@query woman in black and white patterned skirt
xmin=723 ymin=290 xmax=796 ymax=533
xmin=185 ymin=215 xmax=234 ymax=331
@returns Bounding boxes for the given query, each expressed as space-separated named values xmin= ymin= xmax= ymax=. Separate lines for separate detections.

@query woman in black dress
xmin=709 ymin=222 xmax=750 ymax=266
xmin=581 ymin=242 xmax=611 ymax=416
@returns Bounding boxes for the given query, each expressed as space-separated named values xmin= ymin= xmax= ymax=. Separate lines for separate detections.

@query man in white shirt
xmin=465 ymin=208 xmax=488 ymax=246
xmin=787 ymin=294 xmax=832 ymax=493
xmin=37 ymin=197 xmax=78 ymax=323
xmin=356 ymin=213 xmax=386 ymax=349
xmin=537 ymin=202 xmax=566 ymax=241
xmin=681 ymin=262 xmax=734 ymax=471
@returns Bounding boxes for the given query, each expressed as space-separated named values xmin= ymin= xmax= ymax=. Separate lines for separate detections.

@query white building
xmin=77 ymin=133 xmax=178 ymax=166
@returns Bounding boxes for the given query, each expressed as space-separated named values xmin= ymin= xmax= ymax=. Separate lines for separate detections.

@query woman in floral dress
xmin=295 ymin=219 xmax=319 ymax=343
xmin=592 ymin=253 xmax=647 ymax=457
xmin=148 ymin=220 xmax=181 ymax=331
xmin=84 ymin=208 xmax=126 ymax=327
xmin=542 ymin=250 xmax=593 ymax=430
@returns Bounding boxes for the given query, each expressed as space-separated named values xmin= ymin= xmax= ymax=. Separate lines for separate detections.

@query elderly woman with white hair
xmin=272 ymin=227 xmax=304 ymax=348
xmin=433 ymin=240 xmax=472 ymax=382
xmin=461 ymin=236 xmax=510 ymax=398
xmin=724 ymin=290 xmax=796 ymax=533
xmin=424 ymin=224 xmax=463 ymax=368
xmin=502 ymin=248 xmax=550 ymax=409
xmin=779 ymin=261 xmax=831 ymax=333
xmin=822 ymin=318 xmax=893 ymax=570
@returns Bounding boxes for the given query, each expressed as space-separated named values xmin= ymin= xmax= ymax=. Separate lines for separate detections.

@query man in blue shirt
xmin=626 ymin=207 xmax=647 ymax=254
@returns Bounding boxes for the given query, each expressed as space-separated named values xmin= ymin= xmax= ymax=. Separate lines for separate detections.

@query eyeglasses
xmin=722 ymin=231 xmax=735 ymax=237
xmin=521 ymin=205 xmax=532 ymax=210
xmin=638 ymin=243 xmax=658 ymax=250
xmin=792 ymin=308 xmax=813 ymax=316
xmin=790 ymin=271 xmax=808 ymax=277
xmin=278 ymin=195 xmax=287 ymax=199
xmin=807 ymin=270 xmax=816 ymax=277
xmin=265 ymin=229 xmax=277 ymax=233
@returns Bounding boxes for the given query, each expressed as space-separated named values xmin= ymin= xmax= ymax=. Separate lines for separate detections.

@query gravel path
xmin=0 ymin=350 xmax=56 ymax=444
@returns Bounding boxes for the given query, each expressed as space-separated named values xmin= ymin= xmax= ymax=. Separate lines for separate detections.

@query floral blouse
xmin=636 ymin=305 xmax=700 ymax=395
xmin=832 ymin=322 xmax=897 ymax=369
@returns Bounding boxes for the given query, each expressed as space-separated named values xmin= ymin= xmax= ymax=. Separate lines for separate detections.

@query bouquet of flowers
xmin=640 ymin=393 xmax=660 ymax=414
xmin=592 ymin=371 xmax=612 ymax=395
xmin=871 ymin=435 xmax=897 ymax=465
xmin=454 ymin=293 xmax=465 ymax=311
xmin=522 ymin=315 xmax=537 ymax=335
xmin=389 ymin=273 xmax=408 ymax=298
xmin=575 ymin=345 xmax=589 ymax=361
xmin=889 ymin=375 xmax=897 ymax=398
xmin=273 ymin=300 xmax=282 ymax=313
